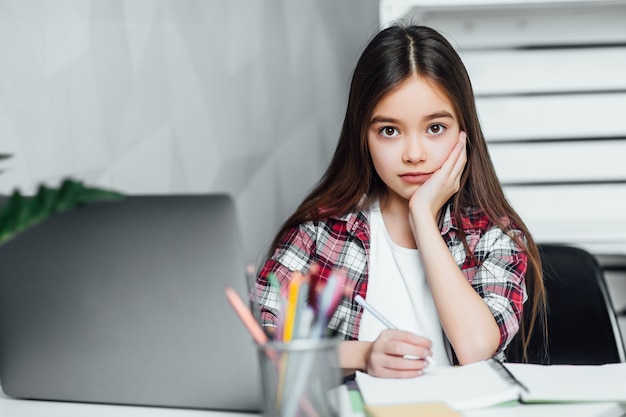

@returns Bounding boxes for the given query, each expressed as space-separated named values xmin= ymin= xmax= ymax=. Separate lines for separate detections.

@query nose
xmin=403 ymin=135 xmax=425 ymax=164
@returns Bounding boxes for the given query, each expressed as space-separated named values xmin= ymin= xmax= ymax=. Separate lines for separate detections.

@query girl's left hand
xmin=409 ymin=131 xmax=467 ymax=220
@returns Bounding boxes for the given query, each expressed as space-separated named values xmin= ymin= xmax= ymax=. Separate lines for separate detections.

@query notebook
xmin=356 ymin=359 xmax=626 ymax=411
xmin=0 ymin=194 xmax=261 ymax=412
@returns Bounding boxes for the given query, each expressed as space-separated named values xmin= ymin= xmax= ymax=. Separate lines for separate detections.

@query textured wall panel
xmin=0 ymin=0 xmax=380 ymax=261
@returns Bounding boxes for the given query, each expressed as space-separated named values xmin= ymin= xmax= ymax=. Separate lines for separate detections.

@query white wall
xmin=0 ymin=0 xmax=380 ymax=262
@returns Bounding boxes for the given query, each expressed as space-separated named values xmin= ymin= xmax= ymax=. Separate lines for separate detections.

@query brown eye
xmin=379 ymin=127 xmax=399 ymax=138
xmin=427 ymin=124 xmax=446 ymax=135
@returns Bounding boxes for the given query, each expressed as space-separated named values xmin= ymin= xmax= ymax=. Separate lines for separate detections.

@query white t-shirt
xmin=358 ymin=202 xmax=451 ymax=365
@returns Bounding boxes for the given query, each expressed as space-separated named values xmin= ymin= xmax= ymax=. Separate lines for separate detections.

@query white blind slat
xmin=478 ymin=94 xmax=626 ymax=141
xmin=505 ymin=185 xmax=626 ymax=248
xmin=421 ymin=3 xmax=626 ymax=49
xmin=463 ymin=48 xmax=626 ymax=96
xmin=491 ymin=140 xmax=626 ymax=184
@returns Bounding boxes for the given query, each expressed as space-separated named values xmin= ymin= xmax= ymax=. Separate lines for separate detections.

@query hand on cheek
xmin=409 ymin=131 xmax=468 ymax=219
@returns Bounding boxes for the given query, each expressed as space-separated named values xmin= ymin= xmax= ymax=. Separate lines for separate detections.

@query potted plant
xmin=0 ymin=157 xmax=124 ymax=245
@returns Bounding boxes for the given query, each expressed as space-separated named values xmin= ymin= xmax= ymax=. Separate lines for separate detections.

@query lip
xmin=399 ymin=172 xmax=432 ymax=184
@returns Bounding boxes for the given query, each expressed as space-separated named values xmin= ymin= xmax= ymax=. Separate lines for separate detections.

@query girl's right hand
xmin=365 ymin=329 xmax=433 ymax=378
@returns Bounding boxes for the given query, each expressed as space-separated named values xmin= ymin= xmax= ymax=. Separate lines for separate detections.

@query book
xmin=355 ymin=359 xmax=626 ymax=411
xmin=504 ymin=362 xmax=626 ymax=403
xmin=339 ymin=379 xmax=462 ymax=417
xmin=365 ymin=403 xmax=462 ymax=417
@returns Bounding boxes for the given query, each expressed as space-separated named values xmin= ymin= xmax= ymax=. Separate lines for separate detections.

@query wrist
xmin=339 ymin=340 xmax=372 ymax=372
xmin=409 ymin=207 xmax=439 ymax=232
xmin=409 ymin=198 xmax=439 ymax=222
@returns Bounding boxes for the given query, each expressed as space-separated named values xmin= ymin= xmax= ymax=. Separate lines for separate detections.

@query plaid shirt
xmin=254 ymin=203 xmax=528 ymax=358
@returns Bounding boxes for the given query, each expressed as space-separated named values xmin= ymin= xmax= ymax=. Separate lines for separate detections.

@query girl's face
xmin=367 ymin=75 xmax=460 ymax=203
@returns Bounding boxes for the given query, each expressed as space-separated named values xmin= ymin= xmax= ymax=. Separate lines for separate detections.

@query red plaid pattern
xmin=254 ymin=203 xmax=528 ymax=357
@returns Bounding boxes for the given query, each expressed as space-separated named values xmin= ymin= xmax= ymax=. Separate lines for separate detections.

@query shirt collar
xmin=330 ymin=211 xmax=365 ymax=234
xmin=440 ymin=203 xmax=457 ymax=235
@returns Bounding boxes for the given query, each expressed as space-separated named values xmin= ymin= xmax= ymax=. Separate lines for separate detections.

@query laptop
xmin=0 ymin=193 xmax=261 ymax=412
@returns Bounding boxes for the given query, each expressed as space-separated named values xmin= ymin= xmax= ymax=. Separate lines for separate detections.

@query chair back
xmin=507 ymin=244 xmax=625 ymax=364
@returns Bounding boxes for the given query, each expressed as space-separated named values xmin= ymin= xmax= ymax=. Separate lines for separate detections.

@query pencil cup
xmin=257 ymin=338 xmax=342 ymax=417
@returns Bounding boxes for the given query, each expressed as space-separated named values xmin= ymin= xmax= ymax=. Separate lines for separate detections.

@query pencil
xmin=225 ymin=286 xmax=268 ymax=344
xmin=354 ymin=295 xmax=438 ymax=366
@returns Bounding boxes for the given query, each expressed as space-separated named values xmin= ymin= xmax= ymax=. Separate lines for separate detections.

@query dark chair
xmin=507 ymin=243 xmax=626 ymax=365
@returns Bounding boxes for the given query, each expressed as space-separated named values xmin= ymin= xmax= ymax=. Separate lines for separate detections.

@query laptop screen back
xmin=0 ymin=194 xmax=261 ymax=411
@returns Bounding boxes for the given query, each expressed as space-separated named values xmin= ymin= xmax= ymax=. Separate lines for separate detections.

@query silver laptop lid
xmin=0 ymin=194 xmax=261 ymax=411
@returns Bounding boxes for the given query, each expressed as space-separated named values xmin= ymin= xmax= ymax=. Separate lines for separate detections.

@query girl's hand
xmin=409 ymin=131 xmax=467 ymax=220
xmin=365 ymin=329 xmax=433 ymax=378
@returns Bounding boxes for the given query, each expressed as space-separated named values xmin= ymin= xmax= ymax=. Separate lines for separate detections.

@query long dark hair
xmin=269 ymin=24 xmax=546 ymax=362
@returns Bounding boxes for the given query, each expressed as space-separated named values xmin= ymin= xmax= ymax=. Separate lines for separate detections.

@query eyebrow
xmin=370 ymin=111 xmax=454 ymax=125
xmin=424 ymin=111 xmax=454 ymax=121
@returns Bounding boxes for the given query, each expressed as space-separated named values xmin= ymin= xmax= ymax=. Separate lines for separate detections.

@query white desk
xmin=2 ymin=390 xmax=625 ymax=417
xmin=0 ymin=391 xmax=254 ymax=417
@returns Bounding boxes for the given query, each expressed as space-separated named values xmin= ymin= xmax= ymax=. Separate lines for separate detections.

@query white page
xmin=505 ymin=363 xmax=626 ymax=403
xmin=356 ymin=360 xmax=521 ymax=410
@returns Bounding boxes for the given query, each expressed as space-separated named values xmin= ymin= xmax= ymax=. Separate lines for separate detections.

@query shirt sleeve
xmin=467 ymin=227 xmax=528 ymax=354
xmin=253 ymin=223 xmax=317 ymax=329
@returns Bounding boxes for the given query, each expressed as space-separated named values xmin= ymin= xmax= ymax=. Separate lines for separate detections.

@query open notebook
xmin=356 ymin=359 xmax=626 ymax=411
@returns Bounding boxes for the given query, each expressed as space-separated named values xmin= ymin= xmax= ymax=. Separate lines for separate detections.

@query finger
xmin=384 ymin=354 xmax=429 ymax=369
xmin=452 ymin=131 xmax=468 ymax=172
xmin=386 ymin=340 xmax=434 ymax=362
xmin=459 ymin=130 xmax=467 ymax=146
xmin=451 ymin=131 xmax=467 ymax=155
xmin=383 ymin=329 xmax=433 ymax=349
xmin=368 ymin=355 xmax=429 ymax=376
xmin=449 ymin=132 xmax=467 ymax=167
xmin=434 ymin=135 xmax=465 ymax=180
xmin=387 ymin=369 xmax=425 ymax=379
xmin=368 ymin=361 xmax=425 ymax=378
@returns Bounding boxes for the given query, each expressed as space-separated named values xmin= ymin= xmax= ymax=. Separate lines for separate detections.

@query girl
xmin=254 ymin=24 xmax=546 ymax=378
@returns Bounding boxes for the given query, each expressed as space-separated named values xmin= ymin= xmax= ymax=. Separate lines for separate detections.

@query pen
xmin=354 ymin=295 xmax=437 ymax=366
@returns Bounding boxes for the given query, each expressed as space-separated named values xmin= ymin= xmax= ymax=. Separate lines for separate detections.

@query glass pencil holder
xmin=256 ymin=338 xmax=342 ymax=417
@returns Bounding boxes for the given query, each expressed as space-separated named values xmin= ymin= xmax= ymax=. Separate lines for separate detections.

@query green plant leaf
xmin=0 ymin=178 xmax=125 ymax=245
xmin=0 ymin=153 xmax=11 ymax=174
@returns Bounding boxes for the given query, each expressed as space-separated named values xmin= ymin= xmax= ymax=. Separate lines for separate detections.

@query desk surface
xmin=1 ymin=390 xmax=625 ymax=417
xmin=0 ymin=391 xmax=254 ymax=417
